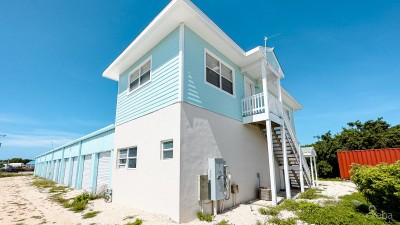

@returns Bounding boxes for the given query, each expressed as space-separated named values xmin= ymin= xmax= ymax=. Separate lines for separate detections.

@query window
xmin=161 ymin=140 xmax=173 ymax=160
xmin=118 ymin=147 xmax=137 ymax=169
xmin=129 ymin=59 xmax=151 ymax=92
xmin=205 ymin=53 xmax=234 ymax=95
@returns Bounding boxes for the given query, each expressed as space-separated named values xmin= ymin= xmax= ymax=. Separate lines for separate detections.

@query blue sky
xmin=0 ymin=0 xmax=399 ymax=159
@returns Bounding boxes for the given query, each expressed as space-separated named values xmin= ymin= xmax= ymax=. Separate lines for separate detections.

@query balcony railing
xmin=241 ymin=93 xmax=282 ymax=117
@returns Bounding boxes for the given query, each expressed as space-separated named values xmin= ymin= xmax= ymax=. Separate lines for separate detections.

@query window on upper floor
xmin=161 ymin=140 xmax=173 ymax=160
xmin=129 ymin=59 xmax=151 ymax=92
xmin=117 ymin=147 xmax=137 ymax=169
xmin=205 ymin=53 xmax=234 ymax=95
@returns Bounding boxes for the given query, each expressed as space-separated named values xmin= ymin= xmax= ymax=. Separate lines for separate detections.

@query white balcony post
xmin=313 ymin=156 xmax=319 ymax=187
xmin=262 ymin=60 xmax=277 ymax=205
xmin=310 ymin=156 xmax=315 ymax=187
xmin=276 ymin=78 xmax=283 ymax=117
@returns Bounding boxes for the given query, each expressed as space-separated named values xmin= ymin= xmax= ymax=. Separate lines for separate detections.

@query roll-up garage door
xmin=63 ymin=158 xmax=70 ymax=185
xmin=71 ymin=157 xmax=78 ymax=188
xmin=82 ymin=155 xmax=92 ymax=191
xmin=53 ymin=160 xmax=58 ymax=181
xmin=96 ymin=151 xmax=111 ymax=193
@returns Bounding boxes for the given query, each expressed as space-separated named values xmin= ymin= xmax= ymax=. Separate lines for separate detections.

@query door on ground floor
xmin=96 ymin=151 xmax=111 ymax=193
xmin=81 ymin=155 xmax=93 ymax=191
xmin=71 ymin=157 xmax=78 ymax=188
xmin=63 ymin=158 xmax=70 ymax=185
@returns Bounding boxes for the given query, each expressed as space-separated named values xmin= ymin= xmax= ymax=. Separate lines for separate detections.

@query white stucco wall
xmin=179 ymin=102 xmax=281 ymax=222
xmin=112 ymin=103 xmax=181 ymax=222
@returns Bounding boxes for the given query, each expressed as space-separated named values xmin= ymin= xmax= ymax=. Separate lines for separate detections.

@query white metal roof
xmin=301 ymin=147 xmax=317 ymax=157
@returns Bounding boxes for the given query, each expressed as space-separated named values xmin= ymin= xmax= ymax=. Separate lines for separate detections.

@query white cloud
xmin=2 ymin=129 xmax=83 ymax=149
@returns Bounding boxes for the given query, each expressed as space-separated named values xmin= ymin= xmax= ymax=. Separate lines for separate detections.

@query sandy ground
xmin=0 ymin=176 xmax=357 ymax=225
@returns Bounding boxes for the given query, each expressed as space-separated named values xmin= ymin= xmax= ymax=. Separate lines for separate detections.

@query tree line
xmin=305 ymin=118 xmax=400 ymax=178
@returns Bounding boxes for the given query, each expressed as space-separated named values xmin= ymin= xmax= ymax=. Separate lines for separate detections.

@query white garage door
xmin=71 ymin=157 xmax=78 ymax=188
xmin=63 ymin=158 xmax=70 ymax=185
xmin=82 ymin=155 xmax=92 ymax=191
xmin=53 ymin=160 xmax=58 ymax=181
xmin=96 ymin=151 xmax=111 ymax=193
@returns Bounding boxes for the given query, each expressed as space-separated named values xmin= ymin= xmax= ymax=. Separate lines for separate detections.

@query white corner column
xmin=261 ymin=60 xmax=277 ymax=205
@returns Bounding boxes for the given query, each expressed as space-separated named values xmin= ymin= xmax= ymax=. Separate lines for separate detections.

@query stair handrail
xmin=282 ymin=113 xmax=312 ymax=187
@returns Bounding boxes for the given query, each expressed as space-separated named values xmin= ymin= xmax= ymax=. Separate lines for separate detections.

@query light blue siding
xmin=53 ymin=149 xmax=63 ymax=159
xmin=115 ymin=27 xmax=180 ymax=125
xmin=183 ymin=27 xmax=245 ymax=121
xmin=64 ymin=143 xmax=80 ymax=158
xmin=81 ymin=129 xmax=114 ymax=155
xmin=266 ymin=51 xmax=280 ymax=72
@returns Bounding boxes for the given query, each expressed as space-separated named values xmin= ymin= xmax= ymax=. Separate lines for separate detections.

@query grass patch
xmin=297 ymin=188 xmax=328 ymax=199
xmin=124 ymin=218 xmax=143 ymax=225
xmin=32 ymin=178 xmax=57 ymax=189
xmin=82 ymin=211 xmax=100 ymax=219
xmin=318 ymin=177 xmax=344 ymax=181
xmin=258 ymin=192 xmax=393 ymax=225
xmin=197 ymin=211 xmax=213 ymax=222
xmin=215 ymin=219 xmax=231 ymax=225
xmin=258 ymin=207 xmax=279 ymax=216
xmin=267 ymin=217 xmax=297 ymax=225
xmin=0 ymin=173 xmax=32 ymax=178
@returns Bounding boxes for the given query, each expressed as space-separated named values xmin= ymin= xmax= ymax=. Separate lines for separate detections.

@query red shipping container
xmin=337 ymin=148 xmax=400 ymax=179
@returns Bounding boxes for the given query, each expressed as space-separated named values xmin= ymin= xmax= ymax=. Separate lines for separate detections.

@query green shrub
xmin=197 ymin=211 xmax=213 ymax=222
xmin=297 ymin=188 xmax=328 ymax=199
xmin=124 ymin=218 xmax=143 ymax=225
xmin=267 ymin=217 xmax=297 ymax=225
xmin=351 ymin=162 xmax=400 ymax=220
xmin=82 ymin=211 xmax=100 ymax=219
xmin=258 ymin=207 xmax=279 ymax=216
xmin=64 ymin=192 xmax=101 ymax=212
xmin=215 ymin=219 xmax=231 ymax=225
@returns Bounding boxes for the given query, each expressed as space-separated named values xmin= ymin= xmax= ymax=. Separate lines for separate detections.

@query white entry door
xmin=244 ymin=78 xmax=255 ymax=97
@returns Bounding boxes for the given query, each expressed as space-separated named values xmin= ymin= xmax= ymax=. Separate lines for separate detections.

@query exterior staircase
xmin=262 ymin=115 xmax=312 ymax=189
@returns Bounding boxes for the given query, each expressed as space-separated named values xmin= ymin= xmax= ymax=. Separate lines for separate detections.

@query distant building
xmin=26 ymin=160 xmax=36 ymax=170
xmin=5 ymin=163 xmax=24 ymax=168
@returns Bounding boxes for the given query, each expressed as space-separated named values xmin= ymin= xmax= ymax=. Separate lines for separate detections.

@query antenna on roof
xmin=264 ymin=33 xmax=282 ymax=53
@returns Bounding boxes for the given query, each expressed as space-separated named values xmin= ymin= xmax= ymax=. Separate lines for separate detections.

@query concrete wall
xmin=112 ymin=103 xmax=181 ymax=222
xmin=179 ymin=102 xmax=281 ymax=222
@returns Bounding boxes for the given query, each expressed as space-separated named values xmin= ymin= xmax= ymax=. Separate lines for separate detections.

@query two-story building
xmin=34 ymin=0 xmax=317 ymax=223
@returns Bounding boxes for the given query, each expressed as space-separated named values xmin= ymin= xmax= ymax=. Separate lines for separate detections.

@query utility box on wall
xmin=208 ymin=158 xmax=225 ymax=201
xmin=198 ymin=175 xmax=209 ymax=200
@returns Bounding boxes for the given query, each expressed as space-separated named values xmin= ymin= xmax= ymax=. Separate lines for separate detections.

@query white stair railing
xmin=282 ymin=113 xmax=312 ymax=187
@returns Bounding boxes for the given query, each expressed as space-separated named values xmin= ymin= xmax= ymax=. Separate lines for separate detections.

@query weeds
xmin=267 ymin=217 xmax=297 ymax=225
xmin=197 ymin=211 xmax=213 ymax=222
xmin=215 ymin=219 xmax=231 ymax=225
xmin=297 ymin=188 xmax=328 ymax=199
xmin=82 ymin=211 xmax=101 ymax=219
xmin=0 ymin=173 xmax=32 ymax=178
xmin=124 ymin=218 xmax=143 ymax=225
xmin=258 ymin=207 xmax=279 ymax=216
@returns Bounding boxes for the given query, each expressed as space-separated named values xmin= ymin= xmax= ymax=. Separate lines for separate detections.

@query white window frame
xmin=161 ymin=139 xmax=173 ymax=160
xmin=204 ymin=49 xmax=236 ymax=98
xmin=117 ymin=147 xmax=138 ymax=169
xmin=127 ymin=57 xmax=152 ymax=94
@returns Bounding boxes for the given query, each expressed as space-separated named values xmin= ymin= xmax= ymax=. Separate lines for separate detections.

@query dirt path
xmin=0 ymin=176 xmax=82 ymax=225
